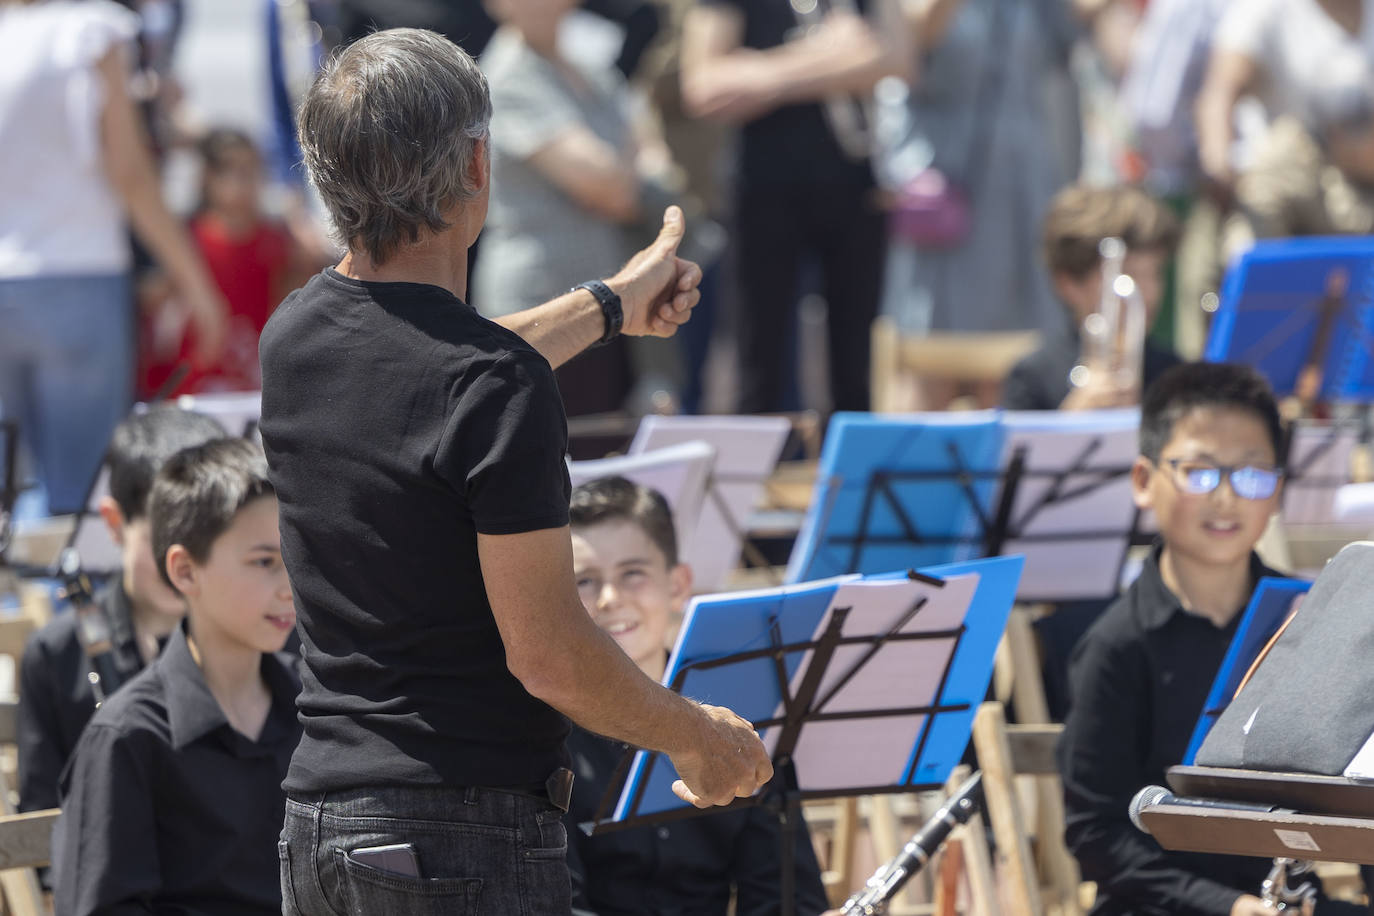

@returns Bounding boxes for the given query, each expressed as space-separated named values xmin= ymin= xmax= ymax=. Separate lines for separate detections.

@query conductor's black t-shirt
xmin=699 ymin=0 xmax=874 ymax=190
xmin=259 ymin=269 xmax=572 ymax=794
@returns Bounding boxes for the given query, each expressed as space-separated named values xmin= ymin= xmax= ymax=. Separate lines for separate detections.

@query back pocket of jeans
xmin=338 ymin=849 xmax=482 ymax=916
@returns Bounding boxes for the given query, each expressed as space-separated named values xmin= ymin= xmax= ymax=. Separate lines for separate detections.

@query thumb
xmin=654 ymin=205 xmax=686 ymax=255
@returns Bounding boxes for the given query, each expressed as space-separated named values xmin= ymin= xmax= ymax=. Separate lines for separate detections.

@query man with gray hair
xmin=258 ymin=27 xmax=771 ymax=915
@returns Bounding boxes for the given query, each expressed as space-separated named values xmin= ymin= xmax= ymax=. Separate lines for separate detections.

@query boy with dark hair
xmin=1003 ymin=183 xmax=1183 ymax=412
xmin=566 ymin=476 xmax=830 ymax=916
xmin=52 ymin=438 xmax=300 ymax=916
xmin=18 ymin=405 xmax=224 ymax=815
xmin=1056 ymin=362 xmax=1312 ymax=916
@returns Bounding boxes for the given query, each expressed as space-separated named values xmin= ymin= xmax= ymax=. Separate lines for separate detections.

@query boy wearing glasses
xmin=1057 ymin=362 xmax=1290 ymax=916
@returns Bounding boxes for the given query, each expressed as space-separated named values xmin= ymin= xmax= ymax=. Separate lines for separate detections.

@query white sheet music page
xmin=1000 ymin=410 xmax=1139 ymax=601
xmin=769 ymin=573 xmax=979 ymax=791
xmin=1344 ymin=728 xmax=1374 ymax=782
xmin=568 ymin=441 xmax=716 ymax=556
xmin=629 ymin=415 xmax=791 ymax=591
xmin=1282 ymin=422 xmax=1355 ymax=527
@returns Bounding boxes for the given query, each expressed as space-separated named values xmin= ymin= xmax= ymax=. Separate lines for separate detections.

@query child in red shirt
xmin=141 ymin=129 xmax=299 ymax=397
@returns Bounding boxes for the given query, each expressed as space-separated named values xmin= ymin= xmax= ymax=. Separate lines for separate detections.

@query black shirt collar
xmin=1134 ymin=542 xmax=1277 ymax=631
xmin=162 ymin=622 xmax=298 ymax=751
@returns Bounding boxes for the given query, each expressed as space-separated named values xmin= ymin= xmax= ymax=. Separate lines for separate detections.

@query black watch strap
xmin=573 ymin=280 xmax=623 ymax=346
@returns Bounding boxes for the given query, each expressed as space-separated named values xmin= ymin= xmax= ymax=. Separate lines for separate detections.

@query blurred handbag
xmin=890 ymin=169 xmax=972 ymax=248
xmin=887 ymin=0 xmax=1008 ymax=249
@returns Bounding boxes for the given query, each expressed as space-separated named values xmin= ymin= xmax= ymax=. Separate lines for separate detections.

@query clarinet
xmin=58 ymin=549 xmax=130 ymax=708
xmin=842 ymin=772 xmax=983 ymax=916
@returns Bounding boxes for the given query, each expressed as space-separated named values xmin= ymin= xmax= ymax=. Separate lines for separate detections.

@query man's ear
xmin=1131 ymin=456 xmax=1154 ymax=510
xmin=668 ymin=563 xmax=693 ymax=613
xmin=468 ymin=135 xmax=490 ymax=194
xmin=98 ymin=497 xmax=126 ymax=546
xmin=164 ymin=544 xmax=197 ymax=599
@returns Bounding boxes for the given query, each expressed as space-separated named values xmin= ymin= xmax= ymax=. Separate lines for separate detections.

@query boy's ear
xmin=668 ymin=563 xmax=693 ymax=612
xmin=1131 ymin=456 xmax=1155 ymax=510
xmin=97 ymin=497 xmax=126 ymax=546
xmin=164 ymin=544 xmax=197 ymax=598
xmin=1053 ymin=271 xmax=1096 ymax=324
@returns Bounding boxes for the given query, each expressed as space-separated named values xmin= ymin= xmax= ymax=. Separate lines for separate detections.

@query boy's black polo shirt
xmin=1057 ymin=546 xmax=1276 ymax=916
xmin=258 ymin=269 xmax=572 ymax=795
xmin=18 ymin=581 xmax=145 ymax=813
xmin=52 ymin=624 xmax=301 ymax=916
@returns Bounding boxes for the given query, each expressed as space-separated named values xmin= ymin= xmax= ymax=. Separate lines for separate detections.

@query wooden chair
xmin=972 ymin=701 xmax=1084 ymax=916
xmin=0 ymin=769 xmax=51 ymax=916
xmin=870 ymin=317 xmax=1041 ymax=412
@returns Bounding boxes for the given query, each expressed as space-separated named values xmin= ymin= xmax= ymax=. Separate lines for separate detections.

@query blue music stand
xmin=784 ymin=412 xmax=1005 ymax=584
xmin=1182 ymin=577 xmax=1311 ymax=765
xmin=1204 ymin=237 xmax=1374 ymax=400
xmin=786 ymin=411 xmax=1139 ymax=601
xmin=587 ymin=555 xmax=1022 ymax=914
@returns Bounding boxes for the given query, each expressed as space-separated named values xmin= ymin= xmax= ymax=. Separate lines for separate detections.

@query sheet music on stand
xmin=567 ymin=441 xmax=716 ymax=559
xmin=1281 ymin=421 xmax=1357 ymax=527
xmin=65 ymin=395 xmax=262 ymax=574
xmin=172 ymin=391 xmax=262 ymax=438
xmin=592 ymin=554 xmax=1024 ymax=830
xmin=786 ymin=411 xmax=1141 ymax=601
xmin=785 ymin=412 xmax=1004 ymax=584
xmin=628 ymin=415 xmax=791 ymax=592
xmin=1204 ymin=236 xmax=1374 ymax=400
xmin=999 ymin=409 xmax=1139 ymax=601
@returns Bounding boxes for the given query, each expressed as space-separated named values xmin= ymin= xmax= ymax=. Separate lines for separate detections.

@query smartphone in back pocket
xmin=348 ymin=843 xmax=421 ymax=878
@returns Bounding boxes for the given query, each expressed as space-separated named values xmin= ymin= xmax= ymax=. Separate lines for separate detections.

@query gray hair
xmin=297 ymin=29 xmax=492 ymax=265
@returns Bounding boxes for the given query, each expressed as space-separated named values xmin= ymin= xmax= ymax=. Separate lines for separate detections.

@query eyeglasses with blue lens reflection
xmin=1160 ymin=459 xmax=1283 ymax=500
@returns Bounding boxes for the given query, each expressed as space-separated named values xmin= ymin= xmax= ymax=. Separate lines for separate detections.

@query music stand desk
xmin=1141 ymin=765 xmax=1374 ymax=865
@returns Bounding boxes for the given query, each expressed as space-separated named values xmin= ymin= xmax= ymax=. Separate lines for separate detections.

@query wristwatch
xmin=572 ymin=280 xmax=623 ymax=346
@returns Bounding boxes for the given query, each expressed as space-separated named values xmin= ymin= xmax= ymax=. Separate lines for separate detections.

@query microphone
xmin=843 ymin=771 xmax=983 ymax=914
xmin=1129 ymin=785 xmax=1287 ymax=832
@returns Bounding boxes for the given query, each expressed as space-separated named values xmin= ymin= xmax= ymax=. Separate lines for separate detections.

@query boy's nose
xmin=1211 ymin=475 xmax=1239 ymax=506
xmin=597 ymin=581 xmax=621 ymax=609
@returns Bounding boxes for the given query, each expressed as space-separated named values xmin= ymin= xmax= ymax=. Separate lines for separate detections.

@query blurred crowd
xmin=5 ymin=0 xmax=1374 ymax=516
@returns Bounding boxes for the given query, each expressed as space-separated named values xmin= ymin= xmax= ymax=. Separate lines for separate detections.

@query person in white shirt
xmin=0 ymin=0 xmax=225 ymax=515
xmin=1197 ymin=0 xmax=1374 ymax=194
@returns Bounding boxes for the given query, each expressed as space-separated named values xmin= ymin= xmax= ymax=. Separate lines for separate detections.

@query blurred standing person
xmin=880 ymin=0 xmax=1080 ymax=358
xmin=335 ymin=0 xmax=660 ymax=78
xmin=681 ymin=0 xmax=912 ymax=414
xmin=141 ymin=129 xmax=307 ymax=398
xmin=474 ymin=0 xmax=678 ymax=416
xmin=1197 ymin=0 xmax=1374 ymax=201
xmin=1186 ymin=0 xmax=1374 ymax=337
xmin=0 ymin=0 xmax=225 ymax=516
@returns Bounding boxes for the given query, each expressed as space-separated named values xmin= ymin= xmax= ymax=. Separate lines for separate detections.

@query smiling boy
xmin=1057 ymin=362 xmax=1292 ymax=916
xmin=52 ymin=438 xmax=301 ymax=916
xmin=566 ymin=477 xmax=830 ymax=916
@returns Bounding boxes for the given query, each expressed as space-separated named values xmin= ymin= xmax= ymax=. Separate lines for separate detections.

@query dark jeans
xmin=280 ymin=786 xmax=572 ymax=916
xmin=734 ymin=182 xmax=887 ymax=414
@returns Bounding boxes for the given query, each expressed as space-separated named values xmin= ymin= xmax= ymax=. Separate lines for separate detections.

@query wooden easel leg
xmin=974 ymin=702 xmax=1044 ymax=916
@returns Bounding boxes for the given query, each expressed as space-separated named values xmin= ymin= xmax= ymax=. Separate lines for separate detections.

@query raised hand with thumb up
xmin=607 ymin=206 xmax=703 ymax=338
